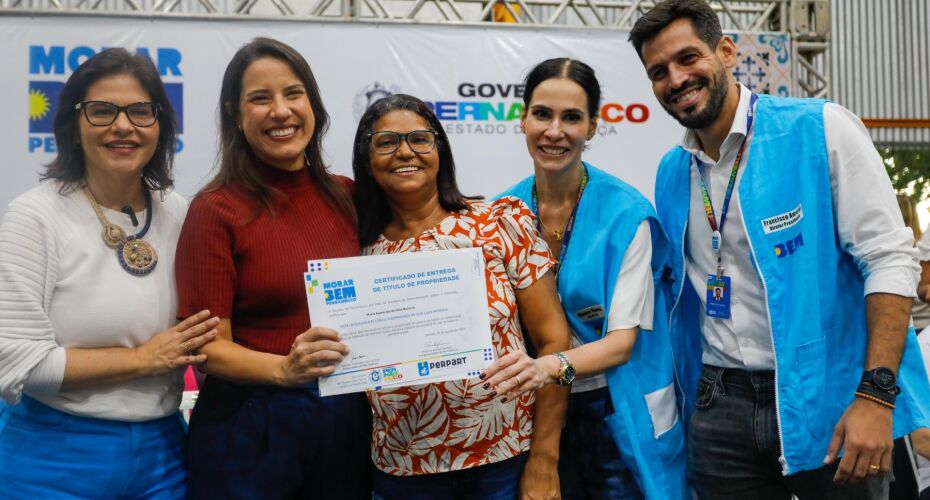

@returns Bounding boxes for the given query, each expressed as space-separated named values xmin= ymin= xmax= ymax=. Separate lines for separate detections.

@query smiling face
xmin=78 ymin=73 xmax=159 ymax=181
xmin=521 ymin=77 xmax=597 ymax=175
xmin=368 ymin=110 xmax=440 ymax=201
xmin=641 ymin=18 xmax=736 ymax=130
xmin=238 ymin=57 xmax=315 ymax=171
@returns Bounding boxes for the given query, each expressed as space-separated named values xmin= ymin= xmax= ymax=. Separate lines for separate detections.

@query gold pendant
xmin=551 ymin=229 xmax=563 ymax=242
xmin=119 ymin=239 xmax=158 ymax=276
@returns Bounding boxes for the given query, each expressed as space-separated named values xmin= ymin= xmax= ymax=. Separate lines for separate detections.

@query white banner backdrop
xmin=3 ymin=15 xmax=686 ymax=216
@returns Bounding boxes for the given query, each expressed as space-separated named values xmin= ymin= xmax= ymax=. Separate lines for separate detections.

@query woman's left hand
xmin=480 ymin=351 xmax=557 ymax=401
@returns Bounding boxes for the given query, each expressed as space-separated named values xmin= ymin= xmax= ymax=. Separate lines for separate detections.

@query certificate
xmin=304 ymin=247 xmax=495 ymax=396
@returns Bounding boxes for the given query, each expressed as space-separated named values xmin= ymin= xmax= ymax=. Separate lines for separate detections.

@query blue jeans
xmin=373 ymin=452 xmax=528 ymax=500
xmin=689 ymin=365 xmax=891 ymax=500
xmin=186 ymin=376 xmax=371 ymax=500
xmin=0 ymin=396 xmax=186 ymax=499
xmin=559 ymin=387 xmax=643 ymax=500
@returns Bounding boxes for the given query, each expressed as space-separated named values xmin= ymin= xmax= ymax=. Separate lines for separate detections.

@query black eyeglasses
xmin=74 ymin=101 xmax=160 ymax=127
xmin=369 ymin=130 xmax=437 ymax=155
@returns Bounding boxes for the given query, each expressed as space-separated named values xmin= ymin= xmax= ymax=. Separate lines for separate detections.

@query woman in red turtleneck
xmin=174 ymin=38 xmax=371 ymax=499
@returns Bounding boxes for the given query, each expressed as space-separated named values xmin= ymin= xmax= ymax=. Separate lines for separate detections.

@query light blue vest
xmin=655 ymin=94 xmax=930 ymax=474
xmin=500 ymin=164 xmax=687 ymax=500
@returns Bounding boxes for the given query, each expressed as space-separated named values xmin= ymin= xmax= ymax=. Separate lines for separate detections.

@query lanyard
xmin=696 ymin=93 xmax=757 ymax=278
xmin=531 ymin=164 xmax=588 ymax=278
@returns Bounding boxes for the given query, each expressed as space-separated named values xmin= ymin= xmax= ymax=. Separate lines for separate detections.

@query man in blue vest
xmin=629 ymin=0 xmax=930 ymax=498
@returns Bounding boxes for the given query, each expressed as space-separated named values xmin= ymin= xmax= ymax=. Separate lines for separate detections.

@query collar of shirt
xmin=680 ymin=83 xmax=754 ymax=167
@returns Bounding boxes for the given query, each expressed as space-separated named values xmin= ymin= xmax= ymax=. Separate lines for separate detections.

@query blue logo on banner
xmin=27 ymin=45 xmax=185 ymax=153
xmin=369 ymin=370 xmax=381 ymax=383
xmin=29 ymin=81 xmax=63 ymax=133
xmin=418 ymin=362 xmax=430 ymax=376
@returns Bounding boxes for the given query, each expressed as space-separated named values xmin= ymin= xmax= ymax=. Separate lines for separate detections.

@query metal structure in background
xmin=6 ymin=0 xmax=926 ymax=149
xmin=0 ymin=1 xmax=825 ymax=96
xmin=831 ymin=0 xmax=929 ymax=150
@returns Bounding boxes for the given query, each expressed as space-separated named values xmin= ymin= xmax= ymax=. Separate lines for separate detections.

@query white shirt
xmin=572 ymin=221 xmax=653 ymax=392
xmin=916 ymin=224 xmax=930 ymax=261
xmin=683 ymin=84 xmax=919 ymax=370
xmin=0 ymin=182 xmax=188 ymax=421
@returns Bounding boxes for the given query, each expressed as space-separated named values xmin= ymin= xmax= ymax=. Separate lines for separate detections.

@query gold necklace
xmin=83 ymin=186 xmax=158 ymax=277
xmin=538 ymin=218 xmax=565 ymax=242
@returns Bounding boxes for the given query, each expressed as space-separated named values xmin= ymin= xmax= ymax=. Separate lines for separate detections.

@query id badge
xmin=705 ymin=275 xmax=731 ymax=319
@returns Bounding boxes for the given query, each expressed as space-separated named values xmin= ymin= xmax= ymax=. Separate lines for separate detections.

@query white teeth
xmin=672 ymin=88 xmax=700 ymax=104
xmin=540 ymin=146 xmax=567 ymax=155
xmin=268 ymin=127 xmax=296 ymax=137
xmin=393 ymin=166 xmax=421 ymax=173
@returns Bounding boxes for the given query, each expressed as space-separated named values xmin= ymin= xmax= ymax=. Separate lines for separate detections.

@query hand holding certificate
xmin=304 ymin=247 xmax=495 ymax=396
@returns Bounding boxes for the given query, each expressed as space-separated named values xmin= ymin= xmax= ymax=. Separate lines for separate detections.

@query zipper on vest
xmin=744 ymin=223 xmax=789 ymax=475
xmin=669 ymin=219 xmax=689 ymax=412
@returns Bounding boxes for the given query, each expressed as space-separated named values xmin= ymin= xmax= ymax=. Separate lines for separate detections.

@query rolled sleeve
xmin=825 ymin=102 xmax=920 ymax=298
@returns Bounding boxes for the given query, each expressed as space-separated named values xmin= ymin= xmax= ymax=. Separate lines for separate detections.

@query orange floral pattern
xmin=365 ymin=197 xmax=554 ymax=476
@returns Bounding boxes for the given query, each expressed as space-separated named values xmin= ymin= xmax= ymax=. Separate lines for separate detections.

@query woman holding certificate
xmin=174 ymin=38 xmax=371 ymax=498
xmin=352 ymin=93 xmax=571 ymax=499
xmin=483 ymin=58 xmax=687 ymax=499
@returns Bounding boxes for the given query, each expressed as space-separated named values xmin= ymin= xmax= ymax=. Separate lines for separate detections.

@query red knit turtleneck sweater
xmin=175 ymin=166 xmax=359 ymax=356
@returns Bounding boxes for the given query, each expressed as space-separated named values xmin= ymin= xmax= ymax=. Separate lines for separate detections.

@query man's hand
xmin=824 ymin=397 xmax=893 ymax=484
xmin=520 ymin=454 xmax=560 ymax=500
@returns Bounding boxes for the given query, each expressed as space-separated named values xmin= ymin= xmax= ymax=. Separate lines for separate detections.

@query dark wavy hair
xmin=202 ymin=37 xmax=354 ymax=222
xmin=351 ymin=94 xmax=478 ymax=247
xmin=43 ymin=48 xmax=177 ymax=192
xmin=628 ymin=0 xmax=723 ymax=61
xmin=523 ymin=58 xmax=601 ymax=118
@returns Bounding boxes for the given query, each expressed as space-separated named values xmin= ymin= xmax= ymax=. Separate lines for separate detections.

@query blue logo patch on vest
xmin=774 ymin=232 xmax=804 ymax=258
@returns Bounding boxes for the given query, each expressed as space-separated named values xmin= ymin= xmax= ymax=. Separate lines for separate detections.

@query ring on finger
xmin=869 ymin=464 xmax=880 ymax=472
xmin=514 ymin=375 xmax=522 ymax=386
xmin=180 ymin=340 xmax=191 ymax=353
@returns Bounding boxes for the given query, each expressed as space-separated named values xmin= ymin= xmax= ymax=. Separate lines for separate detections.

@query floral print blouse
xmin=364 ymin=197 xmax=554 ymax=475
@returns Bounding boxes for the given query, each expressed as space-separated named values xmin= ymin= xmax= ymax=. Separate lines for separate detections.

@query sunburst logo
xmin=28 ymin=81 xmax=63 ymax=134
xmin=29 ymin=89 xmax=51 ymax=121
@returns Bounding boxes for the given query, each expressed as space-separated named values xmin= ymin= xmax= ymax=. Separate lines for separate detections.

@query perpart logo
xmin=324 ymin=279 xmax=357 ymax=305
xmin=28 ymin=45 xmax=185 ymax=154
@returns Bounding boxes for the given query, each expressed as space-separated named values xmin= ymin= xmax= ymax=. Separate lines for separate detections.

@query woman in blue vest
xmin=482 ymin=58 xmax=687 ymax=499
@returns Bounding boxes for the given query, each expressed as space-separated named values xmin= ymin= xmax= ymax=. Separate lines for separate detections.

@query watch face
xmin=874 ymin=368 xmax=896 ymax=390
xmin=564 ymin=365 xmax=576 ymax=383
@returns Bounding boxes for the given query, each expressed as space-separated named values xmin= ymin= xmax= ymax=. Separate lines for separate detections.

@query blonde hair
xmin=897 ymin=193 xmax=922 ymax=242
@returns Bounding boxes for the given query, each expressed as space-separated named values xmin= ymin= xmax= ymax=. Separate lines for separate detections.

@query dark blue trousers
xmin=186 ymin=376 xmax=372 ymax=499
xmin=559 ymin=387 xmax=643 ymax=500
xmin=372 ymin=452 xmax=527 ymax=500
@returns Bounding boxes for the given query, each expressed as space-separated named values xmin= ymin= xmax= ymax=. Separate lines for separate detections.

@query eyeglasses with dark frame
xmin=74 ymin=101 xmax=160 ymax=128
xmin=368 ymin=130 xmax=437 ymax=155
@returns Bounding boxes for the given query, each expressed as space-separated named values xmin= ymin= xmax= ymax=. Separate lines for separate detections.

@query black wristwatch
xmin=861 ymin=367 xmax=899 ymax=394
